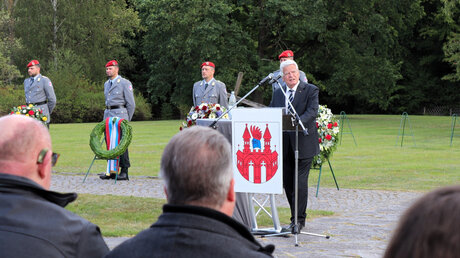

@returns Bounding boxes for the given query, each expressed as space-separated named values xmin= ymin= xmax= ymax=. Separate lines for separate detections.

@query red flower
xmin=333 ymin=122 xmax=338 ymax=127
xmin=327 ymin=123 xmax=333 ymax=129
xmin=216 ymin=106 xmax=220 ymax=111
xmin=179 ymin=126 xmax=183 ymax=131
xmin=318 ymin=138 xmax=322 ymax=143
xmin=187 ymin=120 xmax=192 ymax=126
xmin=325 ymin=134 xmax=332 ymax=141
xmin=39 ymin=109 xmax=43 ymax=114
xmin=21 ymin=105 xmax=26 ymax=108
xmin=202 ymin=106 xmax=207 ymax=111
xmin=10 ymin=111 xmax=14 ymax=114
xmin=316 ymin=122 xmax=319 ymax=128
xmin=28 ymin=110 xmax=35 ymax=115
xmin=195 ymin=106 xmax=199 ymax=111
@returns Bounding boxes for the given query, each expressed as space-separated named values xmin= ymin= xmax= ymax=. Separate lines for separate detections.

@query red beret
xmin=201 ymin=61 xmax=215 ymax=68
xmin=278 ymin=50 xmax=294 ymax=60
xmin=27 ymin=60 xmax=39 ymax=68
xmin=105 ymin=60 xmax=118 ymax=67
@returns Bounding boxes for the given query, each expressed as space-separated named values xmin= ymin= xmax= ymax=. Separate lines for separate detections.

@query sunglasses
xmin=37 ymin=148 xmax=60 ymax=167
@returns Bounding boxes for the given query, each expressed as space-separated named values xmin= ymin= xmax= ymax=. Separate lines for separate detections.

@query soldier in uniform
xmin=24 ymin=60 xmax=56 ymax=127
xmin=192 ymin=61 xmax=229 ymax=108
xmin=270 ymin=50 xmax=308 ymax=93
xmin=99 ymin=60 xmax=135 ymax=181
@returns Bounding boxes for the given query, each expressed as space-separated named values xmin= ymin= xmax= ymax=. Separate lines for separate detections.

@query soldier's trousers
xmin=119 ymin=149 xmax=130 ymax=168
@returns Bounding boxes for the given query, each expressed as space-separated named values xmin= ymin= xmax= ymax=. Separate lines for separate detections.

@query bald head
xmin=0 ymin=115 xmax=52 ymax=188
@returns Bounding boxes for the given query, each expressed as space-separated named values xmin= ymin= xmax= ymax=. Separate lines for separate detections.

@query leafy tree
xmin=0 ymin=10 xmax=21 ymax=85
xmin=135 ymin=0 xmax=257 ymax=118
xmin=12 ymin=0 xmax=140 ymax=81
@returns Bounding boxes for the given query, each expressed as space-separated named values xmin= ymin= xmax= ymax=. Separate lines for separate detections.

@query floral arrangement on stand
xmin=313 ymin=105 xmax=339 ymax=168
xmin=180 ymin=103 xmax=229 ymax=130
xmin=10 ymin=104 xmax=48 ymax=124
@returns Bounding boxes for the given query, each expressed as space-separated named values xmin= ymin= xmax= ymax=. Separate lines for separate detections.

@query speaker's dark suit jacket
xmin=269 ymin=80 xmax=320 ymax=159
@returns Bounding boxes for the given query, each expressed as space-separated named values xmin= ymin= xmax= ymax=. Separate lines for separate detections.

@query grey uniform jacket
xmin=0 ymin=173 xmax=109 ymax=258
xmin=23 ymin=74 xmax=56 ymax=123
xmin=193 ymin=79 xmax=229 ymax=108
xmin=270 ymin=69 xmax=308 ymax=93
xmin=104 ymin=76 xmax=136 ymax=121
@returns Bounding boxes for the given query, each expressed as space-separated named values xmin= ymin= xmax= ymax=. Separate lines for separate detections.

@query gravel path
xmin=51 ymin=174 xmax=422 ymax=258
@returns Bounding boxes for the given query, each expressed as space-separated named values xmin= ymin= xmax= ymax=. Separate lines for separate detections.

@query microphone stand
xmin=208 ymin=75 xmax=274 ymax=129
xmin=263 ymin=80 xmax=330 ymax=246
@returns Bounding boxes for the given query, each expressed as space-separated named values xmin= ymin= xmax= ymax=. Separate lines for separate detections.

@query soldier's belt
xmin=27 ymin=100 xmax=48 ymax=106
xmin=106 ymin=105 xmax=126 ymax=110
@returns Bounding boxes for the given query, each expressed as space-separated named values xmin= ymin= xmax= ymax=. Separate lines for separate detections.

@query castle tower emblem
xmin=236 ymin=124 xmax=279 ymax=184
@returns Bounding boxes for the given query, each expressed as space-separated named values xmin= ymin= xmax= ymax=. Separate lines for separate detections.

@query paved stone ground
xmin=51 ymin=173 xmax=422 ymax=258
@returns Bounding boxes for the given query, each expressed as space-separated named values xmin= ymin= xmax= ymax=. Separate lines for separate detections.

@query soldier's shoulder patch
xmin=49 ymin=81 xmax=53 ymax=87
xmin=128 ymin=84 xmax=133 ymax=91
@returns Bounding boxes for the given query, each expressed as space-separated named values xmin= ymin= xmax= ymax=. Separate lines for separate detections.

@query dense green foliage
xmin=0 ymin=0 xmax=458 ymax=121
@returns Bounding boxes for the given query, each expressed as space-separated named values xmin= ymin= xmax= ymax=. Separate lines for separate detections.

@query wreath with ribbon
xmin=89 ymin=119 xmax=132 ymax=159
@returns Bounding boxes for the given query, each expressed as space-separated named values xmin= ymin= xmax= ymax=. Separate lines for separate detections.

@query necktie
xmin=287 ymin=89 xmax=294 ymax=114
xmin=204 ymin=83 xmax=208 ymax=91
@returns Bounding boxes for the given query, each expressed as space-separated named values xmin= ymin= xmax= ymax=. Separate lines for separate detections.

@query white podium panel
xmin=231 ymin=108 xmax=283 ymax=194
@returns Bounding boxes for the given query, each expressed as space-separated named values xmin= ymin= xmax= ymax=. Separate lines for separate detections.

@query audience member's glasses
xmin=37 ymin=148 xmax=60 ymax=167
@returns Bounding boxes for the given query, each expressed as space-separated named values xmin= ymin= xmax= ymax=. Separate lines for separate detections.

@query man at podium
xmin=269 ymin=60 xmax=320 ymax=233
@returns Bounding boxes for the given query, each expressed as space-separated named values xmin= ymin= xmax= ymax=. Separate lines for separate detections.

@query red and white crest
xmin=232 ymin=108 xmax=283 ymax=194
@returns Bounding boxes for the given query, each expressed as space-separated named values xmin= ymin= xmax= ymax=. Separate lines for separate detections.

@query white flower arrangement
xmin=313 ymin=105 xmax=340 ymax=168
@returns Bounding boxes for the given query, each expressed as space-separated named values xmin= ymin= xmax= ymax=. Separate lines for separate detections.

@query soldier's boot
xmin=99 ymin=173 xmax=116 ymax=180
xmin=118 ymin=167 xmax=129 ymax=181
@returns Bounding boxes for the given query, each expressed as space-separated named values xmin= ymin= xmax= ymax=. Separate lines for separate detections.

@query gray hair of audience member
xmin=280 ymin=59 xmax=299 ymax=73
xmin=0 ymin=115 xmax=50 ymax=163
xmin=160 ymin=126 xmax=233 ymax=209
xmin=384 ymin=185 xmax=460 ymax=258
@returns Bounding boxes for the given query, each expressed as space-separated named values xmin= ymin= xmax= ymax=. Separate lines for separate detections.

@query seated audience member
xmin=106 ymin=126 xmax=274 ymax=258
xmin=0 ymin=115 xmax=109 ymax=258
xmin=384 ymin=185 xmax=460 ymax=258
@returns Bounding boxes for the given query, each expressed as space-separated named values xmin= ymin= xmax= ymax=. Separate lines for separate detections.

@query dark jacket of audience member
xmin=107 ymin=204 xmax=273 ymax=258
xmin=384 ymin=185 xmax=460 ymax=258
xmin=0 ymin=173 xmax=109 ymax=258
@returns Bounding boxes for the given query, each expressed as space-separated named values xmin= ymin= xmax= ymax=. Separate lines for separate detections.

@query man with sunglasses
xmin=0 ymin=115 xmax=109 ymax=258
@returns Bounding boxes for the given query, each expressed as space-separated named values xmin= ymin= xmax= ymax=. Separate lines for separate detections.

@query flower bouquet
xmin=313 ymin=105 xmax=339 ymax=168
xmin=10 ymin=104 xmax=48 ymax=124
xmin=180 ymin=103 xmax=229 ymax=130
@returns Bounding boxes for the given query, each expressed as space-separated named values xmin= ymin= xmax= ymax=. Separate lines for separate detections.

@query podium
xmin=197 ymin=108 xmax=285 ymax=233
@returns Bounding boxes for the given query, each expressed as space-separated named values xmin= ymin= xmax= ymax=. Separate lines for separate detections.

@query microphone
xmin=268 ymin=74 xmax=282 ymax=84
xmin=258 ymin=73 xmax=274 ymax=85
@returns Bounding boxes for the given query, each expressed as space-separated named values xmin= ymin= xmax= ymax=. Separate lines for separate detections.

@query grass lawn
xmin=51 ymin=115 xmax=460 ymax=192
xmin=66 ymin=194 xmax=334 ymax=237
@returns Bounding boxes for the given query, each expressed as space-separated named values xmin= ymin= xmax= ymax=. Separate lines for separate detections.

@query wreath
xmin=89 ymin=119 xmax=132 ymax=159
xmin=313 ymin=105 xmax=340 ymax=168
xmin=180 ymin=103 xmax=229 ymax=130
xmin=10 ymin=104 xmax=48 ymax=124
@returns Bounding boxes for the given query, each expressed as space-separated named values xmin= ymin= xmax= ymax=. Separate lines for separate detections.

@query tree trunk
xmin=51 ymin=0 xmax=58 ymax=70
